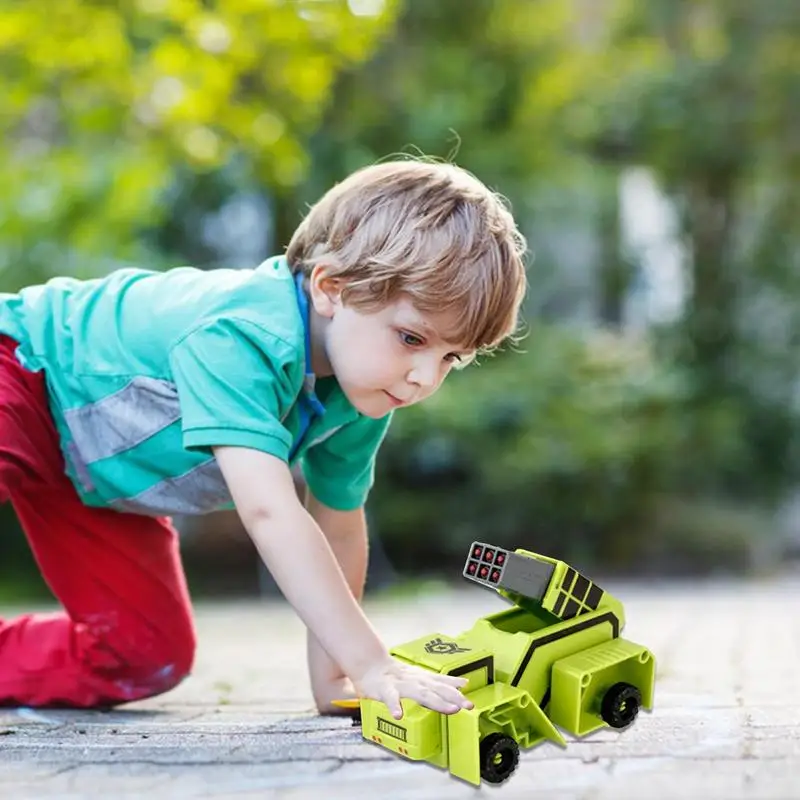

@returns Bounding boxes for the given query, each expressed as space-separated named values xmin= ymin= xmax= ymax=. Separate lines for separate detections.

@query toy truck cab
xmin=350 ymin=542 xmax=656 ymax=786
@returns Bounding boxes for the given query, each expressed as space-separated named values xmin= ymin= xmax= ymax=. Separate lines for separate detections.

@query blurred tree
xmin=371 ymin=323 xmax=770 ymax=576
xmin=573 ymin=0 xmax=800 ymax=498
xmin=297 ymin=0 xmax=591 ymax=221
xmin=0 ymin=0 xmax=398 ymax=285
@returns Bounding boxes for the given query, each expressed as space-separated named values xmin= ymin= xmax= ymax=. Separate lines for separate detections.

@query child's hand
xmin=353 ymin=655 xmax=474 ymax=720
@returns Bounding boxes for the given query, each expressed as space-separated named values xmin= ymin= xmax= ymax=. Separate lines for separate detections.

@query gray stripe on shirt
xmin=64 ymin=376 xmax=181 ymax=464
xmin=109 ymin=457 xmax=231 ymax=516
xmin=65 ymin=439 xmax=96 ymax=493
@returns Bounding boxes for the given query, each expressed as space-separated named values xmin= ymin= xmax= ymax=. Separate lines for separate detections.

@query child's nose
xmin=408 ymin=357 xmax=441 ymax=389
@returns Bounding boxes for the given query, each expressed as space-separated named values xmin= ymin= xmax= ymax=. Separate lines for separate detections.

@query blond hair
xmin=286 ymin=159 xmax=527 ymax=352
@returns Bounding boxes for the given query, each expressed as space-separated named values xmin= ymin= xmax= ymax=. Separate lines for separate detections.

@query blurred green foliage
xmin=602 ymin=1 xmax=800 ymax=510
xmin=372 ymin=325 xmax=770 ymax=575
xmin=0 ymin=0 xmax=799 ymax=590
xmin=0 ymin=0 xmax=398 ymax=284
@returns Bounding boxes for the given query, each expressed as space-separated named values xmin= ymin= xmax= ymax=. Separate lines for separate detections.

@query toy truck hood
xmin=391 ymin=632 xmax=494 ymax=684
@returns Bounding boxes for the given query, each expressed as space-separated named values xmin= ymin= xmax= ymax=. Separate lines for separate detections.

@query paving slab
xmin=1 ymin=572 xmax=799 ymax=799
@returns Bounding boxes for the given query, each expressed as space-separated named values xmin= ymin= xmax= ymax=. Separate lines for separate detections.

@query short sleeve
xmin=301 ymin=412 xmax=393 ymax=511
xmin=169 ymin=317 xmax=301 ymax=459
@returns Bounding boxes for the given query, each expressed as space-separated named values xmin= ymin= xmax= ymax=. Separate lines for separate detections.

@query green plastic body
xmin=357 ymin=543 xmax=656 ymax=786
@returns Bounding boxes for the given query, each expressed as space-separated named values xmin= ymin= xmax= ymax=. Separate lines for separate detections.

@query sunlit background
xmin=1 ymin=0 xmax=799 ymax=599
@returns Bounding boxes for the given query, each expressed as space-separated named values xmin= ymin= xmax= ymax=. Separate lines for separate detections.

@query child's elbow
xmin=235 ymin=490 xmax=300 ymax=532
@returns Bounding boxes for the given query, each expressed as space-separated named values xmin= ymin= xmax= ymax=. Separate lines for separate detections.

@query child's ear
xmin=308 ymin=265 xmax=342 ymax=319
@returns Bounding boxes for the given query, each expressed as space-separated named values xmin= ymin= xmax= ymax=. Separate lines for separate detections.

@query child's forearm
xmin=246 ymin=503 xmax=388 ymax=683
xmin=306 ymin=503 xmax=369 ymax=691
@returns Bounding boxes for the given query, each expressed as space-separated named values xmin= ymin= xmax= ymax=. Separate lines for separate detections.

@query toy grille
xmin=463 ymin=541 xmax=554 ymax=602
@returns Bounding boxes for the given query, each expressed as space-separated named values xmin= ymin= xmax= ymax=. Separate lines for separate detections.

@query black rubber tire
xmin=600 ymin=682 xmax=642 ymax=729
xmin=479 ymin=733 xmax=520 ymax=784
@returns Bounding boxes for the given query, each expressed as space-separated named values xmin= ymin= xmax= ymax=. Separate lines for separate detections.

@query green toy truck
xmin=337 ymin=541 xmax=655 ymax=786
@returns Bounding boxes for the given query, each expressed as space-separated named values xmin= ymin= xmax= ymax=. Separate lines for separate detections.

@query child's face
xmin=310 ymin=276 xmax=474 ymax=419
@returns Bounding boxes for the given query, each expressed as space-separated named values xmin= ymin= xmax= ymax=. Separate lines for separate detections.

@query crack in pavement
xmin=7 ymin=754 xmax=399 ymax=770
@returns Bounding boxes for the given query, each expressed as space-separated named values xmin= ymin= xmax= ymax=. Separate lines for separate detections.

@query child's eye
xmin=399 ymin=331 xmax=425 ymax=348
xmin=444 ymin=352 xmax=463 ymax=364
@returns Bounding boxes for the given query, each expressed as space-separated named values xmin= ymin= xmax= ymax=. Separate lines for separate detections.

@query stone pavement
xmin=1 ymin=572 xmax=799 ymax=799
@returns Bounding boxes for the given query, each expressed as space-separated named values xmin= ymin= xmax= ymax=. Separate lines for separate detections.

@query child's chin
xmin=350 ymin=394 xmax=392 ymax=419
xmin=359 ymin=404 xmax=391 ymax=419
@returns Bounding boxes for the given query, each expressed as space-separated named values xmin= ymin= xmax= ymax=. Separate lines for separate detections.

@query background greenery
xmin=1 ymin=0 xmax=799 ymax=597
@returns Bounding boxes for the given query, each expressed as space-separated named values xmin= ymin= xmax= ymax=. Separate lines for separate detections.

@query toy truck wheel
xmin=479 ymin=733 xmax=519 ymax=784
xmin=600 ymin=682 xmax=642 ymax=729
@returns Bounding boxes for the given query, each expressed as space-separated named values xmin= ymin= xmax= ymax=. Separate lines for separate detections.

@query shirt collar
xmin=293 ymin=271 xmax=326 ymax=417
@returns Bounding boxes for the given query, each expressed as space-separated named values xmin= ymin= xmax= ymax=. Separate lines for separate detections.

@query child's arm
xmin=304 ymin=497 xmax=368 ymax=713
xmin=214 ymin=445 xmax=473 ymax=719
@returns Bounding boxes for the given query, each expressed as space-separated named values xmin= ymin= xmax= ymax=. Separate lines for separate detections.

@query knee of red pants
xmin=80 ymin=612 xmax=198 ymax=703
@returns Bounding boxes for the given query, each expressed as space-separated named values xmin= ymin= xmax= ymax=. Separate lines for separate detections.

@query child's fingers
xmin=426 ymin=673 xmax=470 ymax=697
xmin=399 ymin=675 xmax=474 ymax=714
xmin=407 ymin=665 xmax=466 ymax=688
xmin=436 ymin=684 xmax=474 ymax=710
xmin=418 ymin=670 xmax=468 ymax=689
xmin=383 ymin=685 xmax=403 ymax=720
xmin=406 ymin=687 xmax=460 ymax=715
xmin=441 ymin=674 xmax=469 ymax=688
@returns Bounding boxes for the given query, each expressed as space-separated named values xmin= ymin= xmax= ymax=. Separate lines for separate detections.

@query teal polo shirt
xmin=0 ymin=257 xmax=392 ymax=514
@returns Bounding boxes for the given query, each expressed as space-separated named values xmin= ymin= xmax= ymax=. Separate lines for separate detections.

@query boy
xmin=0 ymin=160 xmax=527 ymax=720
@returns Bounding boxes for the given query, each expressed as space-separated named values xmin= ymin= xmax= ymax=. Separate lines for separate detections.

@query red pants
xmin=0 ymin=336 xmax=196 ymax=707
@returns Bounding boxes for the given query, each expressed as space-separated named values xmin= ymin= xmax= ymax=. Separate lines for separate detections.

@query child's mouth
xmin=384 ymin=391 xmax=407 ymax=407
